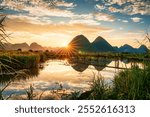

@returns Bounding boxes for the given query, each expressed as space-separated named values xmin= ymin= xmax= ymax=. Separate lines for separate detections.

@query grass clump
xmin=0 ymin=81 xmax=11 ymax=100
xmin=25 ymin=84 xmax=35 ymax=100
xmin=89 ymin=73 xmax=111 ymax=100
xmin=113 ymin=65 xmax=150 ymax=100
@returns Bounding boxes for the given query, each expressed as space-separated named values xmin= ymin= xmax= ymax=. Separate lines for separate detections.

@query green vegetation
xmin=0 ymin=51 xmax=40 ymax=69
xmin=0 ymin=50 xmax=57 ymax=69
xmin=113 ymin=64 xmax=150 ymax=100
xmin=78 ymin=52 xmax=150 ymax=62
xmin=89 ymin=74 xmax=111 ymax=100
xmin=77 ymin=63 xmax=150 ymax=100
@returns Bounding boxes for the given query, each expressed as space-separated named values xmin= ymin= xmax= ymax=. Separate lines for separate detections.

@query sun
xmin=61 ymin=41 xmax=69 ymax=48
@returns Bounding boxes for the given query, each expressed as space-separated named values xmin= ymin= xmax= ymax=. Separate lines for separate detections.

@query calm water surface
xmin=0 ymin=58 xmax=143 ymax=96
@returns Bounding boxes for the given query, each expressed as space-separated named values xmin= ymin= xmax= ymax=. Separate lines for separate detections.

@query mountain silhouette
xmin=12 ymin=43 xmax=29 ymax=50
xmin=30 ymin=42 xmax=43 ymax=50
xmin=92 ymin=36 xmax=115 ymax=52
xmin=118 ymin=44 xmax=148 ymax=53
xmin=138 ymin=45 xmax=148 ymax=53
xmin=69 ymin=35 xmax=115 ymax=52
xmin=1 ymin=35 xmax=148 ymax=53
xmin=3 ymin=43 xmax=30 ymax=50
xmin=2 ymin=42 xmax=45 ymax=51
xmin=68 ymin=35 xmax=148 ymax=53
xmin=68 ymin=35 xmax=93 ymax=52
xmin=118 ymin=44 xmax=134 ymax=53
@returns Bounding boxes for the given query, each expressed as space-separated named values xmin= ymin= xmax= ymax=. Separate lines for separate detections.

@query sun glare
xmin=61 ymin=41 xmax=69 ymax=48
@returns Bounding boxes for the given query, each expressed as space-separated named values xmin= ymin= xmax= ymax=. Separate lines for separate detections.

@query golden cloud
xmin=5 ymin=16 xmax=111 ymax=34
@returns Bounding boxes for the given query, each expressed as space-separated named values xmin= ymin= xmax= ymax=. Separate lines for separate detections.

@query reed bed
xmin=73 ymin=63 xmax=150 ymax=100
xmin=113 ymin=64 xmax=150 ymax=100
xmin=0 ymin=51 xmax=40 ymax=69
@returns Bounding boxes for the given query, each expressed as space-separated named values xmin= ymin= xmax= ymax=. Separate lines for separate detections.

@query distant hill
xmin=113 ymin=46 xmax=119 ymax=51
xmin=12 ymin=43 xmax=29 ymax=50
xmin=92 ymin=36 xmax=115 ymax=52
xmin=68 ymin=35 xmax=149 ymax=53
xmin=30 ymin=42 xmax=43 ymax=50
xmin=1 ymin=35 xmax=148 ymax=53
xmin=118 ymin=44 xmax=148 ymax=53
xmin=1 ymin=42 xmax=66 ymax=52
xmin=138 ymin=45 xmax=148 ymax=53
xmin=68 ymin=35 xmax=93 ymax=52
xmin=2 ymin=43 xmax=30 ymax=50
xmin=118 ymin=44 xmax=135 ymax=53
xmin=2 ymin=42 xmax=45 ymax=51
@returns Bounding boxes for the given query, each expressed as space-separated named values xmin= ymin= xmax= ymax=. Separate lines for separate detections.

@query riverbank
xmin=0 ymin=51 xmax=150 ymax=100
xmin=73 ymin=63 xmax=150 ymax=100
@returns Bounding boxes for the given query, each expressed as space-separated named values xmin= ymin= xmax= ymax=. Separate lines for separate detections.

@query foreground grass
xmin=113 ymin=64 xmax=150 ymax=100
xmin=85 ymin=64 xmax=150 ymax=100
xmin=88 ymin=73 xmax=112 ymax=100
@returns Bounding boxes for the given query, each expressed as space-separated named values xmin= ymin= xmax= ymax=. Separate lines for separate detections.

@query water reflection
xmin=0 ymin=68 xmax=39 ymax=84
xmin=0 ymin=58 xmax=145 ymax=85
xmin=68 ymin=59 xmax=88 ymax=72
xmin=68 ymin=57 xmax=112 ymax=72
xmin=0 ymin=58 xmax=146 ymax=97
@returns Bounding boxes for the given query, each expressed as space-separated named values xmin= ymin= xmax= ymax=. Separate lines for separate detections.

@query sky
xmin=0 ymin=0 xmax=150 ymax=47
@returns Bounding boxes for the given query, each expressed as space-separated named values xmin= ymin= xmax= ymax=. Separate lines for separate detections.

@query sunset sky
xmin=0 ymin=0 xmax=150 ymax=47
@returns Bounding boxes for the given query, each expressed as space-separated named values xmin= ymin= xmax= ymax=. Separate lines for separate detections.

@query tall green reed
xmin=113 ymin=64 xmax=150 ymax=100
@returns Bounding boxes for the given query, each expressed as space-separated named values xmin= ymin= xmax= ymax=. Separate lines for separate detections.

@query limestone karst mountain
xmin=69 ymin=35 xmax=115 ymax=52
xmin=1 ymin=35 xmax=148 ymax=53
xmin=68 ymin=35 xmax=93 ymax=52
xmin=69 ymin=35 xmax=148 ymax=53
xmin=118 ymin=44 xmax=148 ymax=53
xmin=92 ymin=36 xmax=115 ymax=52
